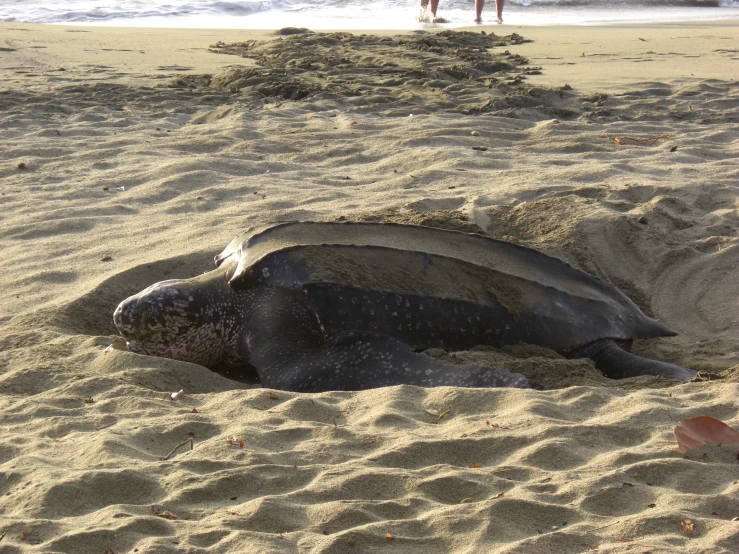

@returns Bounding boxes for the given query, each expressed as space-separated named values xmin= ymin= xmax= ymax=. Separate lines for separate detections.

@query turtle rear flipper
xmin=574 ymin=339 xmax=697 ymax=380
xmin=259 ymin=331 xmax=538 ymax=392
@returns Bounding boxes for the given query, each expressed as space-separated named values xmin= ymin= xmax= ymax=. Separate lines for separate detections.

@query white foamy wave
xmin=0 ymin=0 xmax=275 ymax=23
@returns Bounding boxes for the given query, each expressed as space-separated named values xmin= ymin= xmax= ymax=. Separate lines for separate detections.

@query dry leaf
xmin=385 ymin=533 xmax=394 ymax=541
xmin=488 ymin=422 xmax=510 ymax=429
xmin=460 ymin=497 xmax=475 ymax=504
xmin=681 ymin=519 xmax=694 ymax=537
xmin=268 ymin=391 xmax=279 ymax=400
xmin=493 ymin=491 xmax=505 ymax=499
xmin=191 ymin=408 xmax=198 ymax=413
xmin=472 ymin=463 xmax=482 ymax=468
xmin=19 ymin=530 xmax=28 ymax=540
xmin=224 ymin=436 xmax=245 ymax=448
xmin=485 ymin=419 xmax=490 ymax=426
xmin=156 ymin=510 xmax=179 ymax=520
xmin=674 ymin=416 xmax=739 ymax=454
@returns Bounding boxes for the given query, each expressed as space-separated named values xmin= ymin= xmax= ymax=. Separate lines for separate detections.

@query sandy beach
xmin=0 ymin=19 xmax=738 ymax=553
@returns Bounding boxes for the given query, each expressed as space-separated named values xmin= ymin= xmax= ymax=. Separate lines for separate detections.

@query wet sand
xmin=0 ymin=21 xmax=737 ymax=553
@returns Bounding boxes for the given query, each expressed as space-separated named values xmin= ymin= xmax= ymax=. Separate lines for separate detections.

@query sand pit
xmin=0 ymin=21 xmax=737 ymax=553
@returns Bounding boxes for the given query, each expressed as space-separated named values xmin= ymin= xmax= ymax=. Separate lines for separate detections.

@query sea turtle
xmin=113 ymin=221 xmax=697 ymax=391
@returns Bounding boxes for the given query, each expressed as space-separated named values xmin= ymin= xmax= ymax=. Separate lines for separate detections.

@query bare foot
xmin=474 ymin=17 xmax=482 ymax=24
xmin=417 ymin=7 xmax=433 ymax=22
xmin=496 ymin=17 xmax=503 ymax=24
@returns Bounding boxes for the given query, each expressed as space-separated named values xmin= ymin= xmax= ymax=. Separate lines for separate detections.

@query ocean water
xmin=0 ymin=0 xmax=737 ymax=29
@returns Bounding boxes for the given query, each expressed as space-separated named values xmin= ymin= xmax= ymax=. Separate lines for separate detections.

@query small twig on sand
xmin=600 ymin=134 xmax=669 ymax=146
xmin=160 ymin=438 xmax=194 ymax=461
xmin=589 ymin=520 xmax=622 ymax=532
xmin=95 ymin=422 xmax=116 ymax=431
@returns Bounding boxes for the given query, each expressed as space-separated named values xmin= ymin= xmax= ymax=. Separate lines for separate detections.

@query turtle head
xmin=114 ymin=275 xmax=231 ymax=368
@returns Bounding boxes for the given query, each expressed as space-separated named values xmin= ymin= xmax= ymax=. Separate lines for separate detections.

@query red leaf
xmin=472 ymin=463 xmax=482 ymax=468
xmin=674 ymin=416 xmax=739 ymax=454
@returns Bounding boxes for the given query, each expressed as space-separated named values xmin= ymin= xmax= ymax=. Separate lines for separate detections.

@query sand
xmin=0 ymin=20 xmax=738 ymax=553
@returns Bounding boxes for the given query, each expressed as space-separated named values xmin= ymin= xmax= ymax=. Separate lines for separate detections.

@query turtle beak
xmin=114 ymin=295 xmax=162 ymax=340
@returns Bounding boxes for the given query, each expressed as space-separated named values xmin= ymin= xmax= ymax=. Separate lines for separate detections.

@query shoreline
xmin=3 ymin=4 xmax=739 ymax=30
xmin=2 ymin=21 xmax=737 ymax=92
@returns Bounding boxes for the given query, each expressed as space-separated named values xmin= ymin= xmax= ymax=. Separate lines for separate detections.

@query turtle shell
xmin=215 ymin=221 xmax=675 ymax=352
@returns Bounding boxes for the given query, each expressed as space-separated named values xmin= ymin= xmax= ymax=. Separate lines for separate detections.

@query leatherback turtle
xmin=113 ymin=221 xmax=696 ymax=391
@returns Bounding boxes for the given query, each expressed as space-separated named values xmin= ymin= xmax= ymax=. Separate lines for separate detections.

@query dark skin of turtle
xmin=114 ymin=222 xmax=697 ymax=392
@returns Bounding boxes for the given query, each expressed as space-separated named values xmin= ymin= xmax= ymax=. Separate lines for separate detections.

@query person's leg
xmin=430 ymin=0 xmax=439 ymax=16
xmin=475 ymin=0 xmax=484 ymax=22
xmin=495 ymin=0 xmax=504 ymax=23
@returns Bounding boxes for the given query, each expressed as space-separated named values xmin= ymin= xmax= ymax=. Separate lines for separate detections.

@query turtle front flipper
xmin=242 ymin=287 xmax=538 ymax=392
xmin=258 ymin=331 xmax=539 ymax=392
